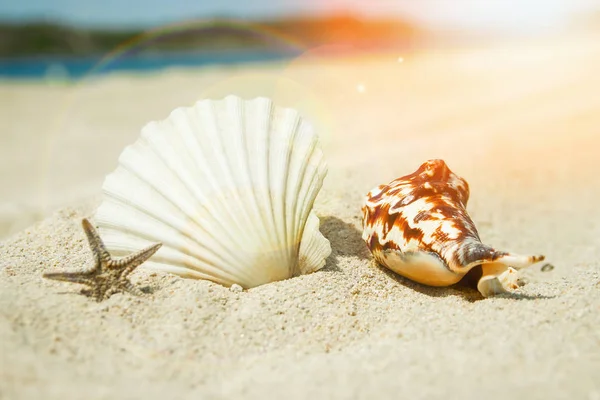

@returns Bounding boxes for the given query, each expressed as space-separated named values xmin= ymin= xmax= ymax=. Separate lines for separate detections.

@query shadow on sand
xmin=375 ymin=262 xmax=555 ymax=302
xmin=320 ymin=215 xmax=554 ymax=301
xmin=319 ymin=215 xmax=370 ymax=273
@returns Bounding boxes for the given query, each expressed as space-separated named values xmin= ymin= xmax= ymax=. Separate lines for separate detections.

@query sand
xmin=1 ymin=30 xmax=600 ymax=399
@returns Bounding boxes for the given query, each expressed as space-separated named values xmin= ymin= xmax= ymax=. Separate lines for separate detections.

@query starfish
xmin=43 ymin=218 xmax=162 ymax=302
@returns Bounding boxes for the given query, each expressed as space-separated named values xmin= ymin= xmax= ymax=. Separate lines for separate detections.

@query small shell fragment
xmin=230 ymin=284 xmax=243 ymax=293
xmin=541 ymin=263 xmax=554 ymax=272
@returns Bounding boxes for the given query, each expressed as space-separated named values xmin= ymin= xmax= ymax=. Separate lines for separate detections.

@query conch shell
xmin=362 ymin=159 xmax=545 ymax=297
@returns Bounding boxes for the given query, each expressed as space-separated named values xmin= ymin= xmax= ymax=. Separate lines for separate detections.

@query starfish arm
xmin=122 ymin=280 xmax=145 ymax=297
xmin=100 ymin=286 xmax=120 ymax=302
xmin=43 ymin=271 xmax=95 ymax=287
xmin=112 ymin=243 xmax=162 ymax=277
xmin=81 ymin=218 xmax=112 ymax=266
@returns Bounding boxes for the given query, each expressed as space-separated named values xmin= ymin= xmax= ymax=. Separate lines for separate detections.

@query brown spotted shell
xmin=361 ymin=159 xmax=544 ymax=296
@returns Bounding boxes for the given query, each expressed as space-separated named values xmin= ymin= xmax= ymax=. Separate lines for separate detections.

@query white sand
xmin=1 ymin=30 xmax=599 ymax=399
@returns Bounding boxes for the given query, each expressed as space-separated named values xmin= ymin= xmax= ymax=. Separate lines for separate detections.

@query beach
xmin=1 ymin=29 xmax=599 ymax=399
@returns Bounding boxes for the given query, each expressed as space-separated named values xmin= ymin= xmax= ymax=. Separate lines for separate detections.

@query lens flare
xmin=40 ymin=18 xmax=337 ymax=209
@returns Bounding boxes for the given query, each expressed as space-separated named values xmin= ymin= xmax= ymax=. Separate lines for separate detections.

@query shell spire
xmin=455 ymin=241 xmax=545 ymax=271
xmin=362 ymin=159 xmax=545 ymax=297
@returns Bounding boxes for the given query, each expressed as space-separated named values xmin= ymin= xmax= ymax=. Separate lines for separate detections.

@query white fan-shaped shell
xmin=95 ymin=95 xmax=331 ymax=288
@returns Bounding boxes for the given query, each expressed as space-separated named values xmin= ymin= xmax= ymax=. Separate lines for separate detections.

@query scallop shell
xmin=95 ymin=95 xmax=331 ymax=289
xmin=361 ymin=159 xmax=545 ymax=297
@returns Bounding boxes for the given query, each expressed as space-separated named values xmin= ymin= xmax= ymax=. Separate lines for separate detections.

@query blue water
xmin=0 ymin=50 xmax=299 ymax=80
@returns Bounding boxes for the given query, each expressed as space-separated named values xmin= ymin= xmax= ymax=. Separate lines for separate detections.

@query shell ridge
xmin=283 ymin=122 xmax=314 ymax=270
xmin=293 ymin=163 xmax=327 ymax=275
xmin=98 ymin=195 xmax=246 ymax=282
xmin=269 ymin=108 xmax=299 ymax=276
xmin=291 ymin=134 xmax=320 ymax=230
xmin=144 ymin=117 xmax=253 ymax=266
xmin=185 ymin=103 xmax=257 ymax=246
xmin=142 ymin=262 xmax=230 ymax=285
xmin=266 ymin=107 xmax=289 ymax=274
xmin=193 ymin=101 xmax=256 ymax=242
xmin=211 ymin=98 xmax=262 ymax=242
xmin=189 ymin=100 xmax=261 ymax=283
xmin=127 ymin=111 xmax=259 ymax=282
xmin=97 ymin=174 xmax=253 ymax=283
xmin=100 ymin=227 xmax=245 ymax=284
xmin=222 ymin=97 xmax=266 ymax=244
xmin=143 ymin=114 xmax=233 ymax=229
xmin=264 ymin=101 xmax=288 ymax=273
xmin=297 ymin=211 xmax=331 ymax=275
xmin=242 ymin=99 xmax=272 ymax=247
xmin=214 ymin=98 xmax=279 ymax=281
xmin=278 ymin=109 xmax=320 ymax=275
xmin=254 ymin=99 xmax=289 ymax=281
xmin=288 ymin=137 xmax=322 ymax=275
xmin=239 ymin=99 xmax=283 ymax=283
xmin=237 ymin=100 xmax=276 ymax=259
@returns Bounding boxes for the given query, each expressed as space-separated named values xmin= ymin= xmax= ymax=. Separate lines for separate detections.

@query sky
xmin=0 ymin=0 xmax=598 ymax=33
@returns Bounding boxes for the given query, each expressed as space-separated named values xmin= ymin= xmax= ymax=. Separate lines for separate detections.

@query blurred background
xmin=1 ymin=0 xmax=599 ymax=78
xmin=1 ymin=0 xmax=600 ymax=238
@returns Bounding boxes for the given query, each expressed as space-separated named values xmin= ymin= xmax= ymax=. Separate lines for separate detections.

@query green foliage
xmin=0 ymin=16 xmax=421 ymax=58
